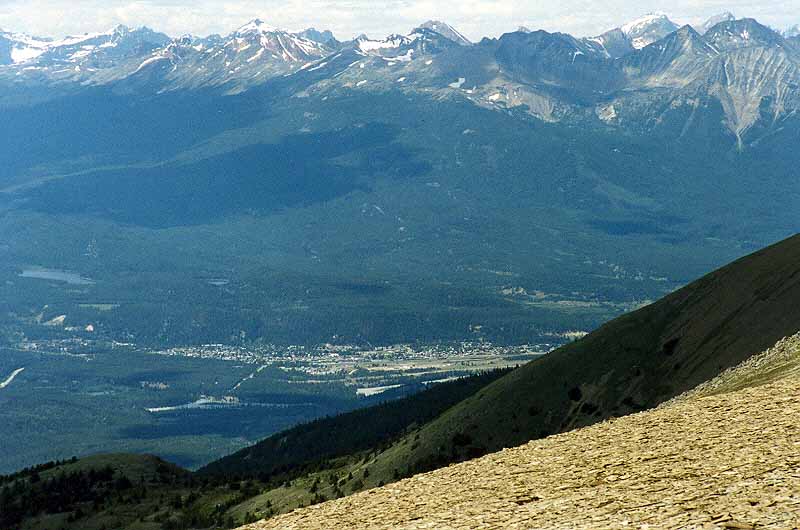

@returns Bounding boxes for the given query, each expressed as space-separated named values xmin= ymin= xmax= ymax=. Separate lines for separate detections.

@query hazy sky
xmin=0 ymin=0 xmax=797 ymax=41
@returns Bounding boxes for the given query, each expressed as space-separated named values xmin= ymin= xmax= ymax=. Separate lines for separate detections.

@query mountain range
xmin=3 ymin=12 xmax=800 ymax=146
xmin=2 ymin=12 xmax=800 ymax=139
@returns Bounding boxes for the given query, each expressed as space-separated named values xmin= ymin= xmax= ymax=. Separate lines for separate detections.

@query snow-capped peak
xmin=621 ymin=12 xmax=671 ymax=35
xmin=620 ymin=12 xmax=680 ymax=49
xmin=785 ymin=24 xmax=800 ymax=38
xmin=47 ymin=25 xmax=145 ymax=48
xmin=235 ymin=19 xmax=277 ymax=36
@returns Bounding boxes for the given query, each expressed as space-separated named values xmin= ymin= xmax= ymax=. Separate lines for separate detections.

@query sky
xmin=0 ymin=0 xmax=797 ymax=41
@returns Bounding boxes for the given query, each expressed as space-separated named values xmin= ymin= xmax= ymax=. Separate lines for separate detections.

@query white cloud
xmin=0 ymin=0 xmax=796 ymax=41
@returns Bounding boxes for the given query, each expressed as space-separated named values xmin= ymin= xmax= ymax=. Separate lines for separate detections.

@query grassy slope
xmin=198 ymin=368 xmax=510 ymax=479
xmin=38 ymin=454 xmax=188 ymax=482
xmin=4 ymin=454 xmax=191 ymax=530
xmin=680 ymin=332 xmax=800 ymax=399
xmin=356 ymin=234 xmax=800 ymax=485
xmin=4 ymin=451 xmax=268 ymax=530
xmin=1 ymin=370 xmax=509 ymax=529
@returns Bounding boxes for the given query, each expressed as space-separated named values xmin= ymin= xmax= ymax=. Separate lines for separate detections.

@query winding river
xmin=0 ymin=367 xmax=25 ymax=390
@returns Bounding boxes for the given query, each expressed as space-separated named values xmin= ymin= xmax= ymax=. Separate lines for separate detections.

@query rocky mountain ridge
xmin=3 ymin=14 xmax=799 ymax=144
xmin=0 ymin=24 xmax=170 ymax=67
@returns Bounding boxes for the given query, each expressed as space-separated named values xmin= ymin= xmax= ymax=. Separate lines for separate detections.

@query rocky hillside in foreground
xmin=242 ymin=334 xmax=800 ymax=529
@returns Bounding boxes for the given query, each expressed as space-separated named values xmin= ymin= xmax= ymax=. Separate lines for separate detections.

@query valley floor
xmin=242 ymin=346 xmax=800 ymax=529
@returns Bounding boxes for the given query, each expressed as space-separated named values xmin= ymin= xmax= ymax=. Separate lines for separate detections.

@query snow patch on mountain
xmin=134 ymin=55 xmax=170 ymax=73
xmin=449 ymin=77 xmax=466 ymax=89
xmin=357 ymin=35 xmax=411 ymax=52
xmin=10 ymin=44 xmax=45 ymax=63
xmin=1 ymin=31 xmax=52 ymax=64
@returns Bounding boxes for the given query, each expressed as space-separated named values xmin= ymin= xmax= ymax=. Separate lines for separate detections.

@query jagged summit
xmin=0 ymin=30 xmax=51 ymax=64
xmin=586 ymin=13 xmax=681 ymax=57
xmin=704 ymin=17 xmax=786 ymax=51
xmin=296 ymin=27 xmax=339 ymax=46
xmin=230 ymin=19 xmax=340 ymax=48
xmin=621 ymin=12 xmax=668 ymax=32
xmin=110 ymin=24 xmax=132 ymax=34
xmin=699 ymin=11 xmax=736 ymax=34
xmin=352 ymin=26 xmax=460 ymax=59
xmin=585 ymin=27 xmax=634 ymax=58
xmin=0 ymin=24 xmax=169 ymax=66
xmin=355 ymin=32 xmax=411 ymax=52
xmin=623 ymin=24 xmax=719 ymax=81
xmin=2 ymin=13 xmax=800 ymax=141
xmin=416 ymin=20 xmax=471 ymax=46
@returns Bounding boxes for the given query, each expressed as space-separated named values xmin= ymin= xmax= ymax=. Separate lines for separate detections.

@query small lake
xmin=145 ymin=396 xmax=313 ymax=413
xmin=356 ymin=384 xmax=404 ymax=397
xmin=20 ymin=267 xmax=95 ymax=285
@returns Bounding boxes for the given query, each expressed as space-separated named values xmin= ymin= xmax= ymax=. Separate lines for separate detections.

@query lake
xmin=20 ymin=267 xmax=95 ymax=285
